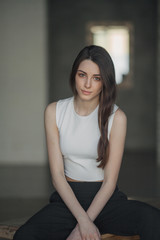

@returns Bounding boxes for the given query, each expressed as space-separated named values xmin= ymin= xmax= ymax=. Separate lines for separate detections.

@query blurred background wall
xmin=0 ymin=0 xmax=48 ymax=199
xmin=0 ymin=0 xmax=160 ymax=205
xmin=0 ymin=0 xmax=47 ymax=165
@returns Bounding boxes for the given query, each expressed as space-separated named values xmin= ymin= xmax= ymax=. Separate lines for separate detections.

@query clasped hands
xmin=66 ymin=216 xmax=101 ymax=240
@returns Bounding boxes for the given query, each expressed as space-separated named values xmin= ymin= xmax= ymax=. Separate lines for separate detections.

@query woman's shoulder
xmin=56 ymin=96 xmax=73 ymax=107
xmin=108 ymin=105 xmax=127 ymax=140
xmin=114 ymin=106 xmax=127 ymax=125
xmin=44 ymin=102 xmax=57 ymax=122
xmin=44 ymin=96 xmax=74 ymax=122
xmin=45 ymin=97 xmax=73 ymax=112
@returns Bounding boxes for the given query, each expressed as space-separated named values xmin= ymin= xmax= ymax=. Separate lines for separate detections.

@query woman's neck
xmin=74 ymin=96 xmax=99 ymax=116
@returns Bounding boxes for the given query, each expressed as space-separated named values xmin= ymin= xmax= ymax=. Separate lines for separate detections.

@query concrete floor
xmin=0 ymin=150 xmax=160 ymax=226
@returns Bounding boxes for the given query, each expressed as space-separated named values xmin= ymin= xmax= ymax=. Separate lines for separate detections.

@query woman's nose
xmin=84 ymin=77 xmax=92 ymax=88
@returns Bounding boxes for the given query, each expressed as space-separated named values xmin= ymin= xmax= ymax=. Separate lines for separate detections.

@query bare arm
xmin=44 ymin=102 xmax=90 ymax=223
xmin=86 ymin=108 xmax=127 ymax=221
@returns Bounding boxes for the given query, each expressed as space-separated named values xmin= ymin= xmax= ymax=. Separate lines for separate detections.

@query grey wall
xmin=48 ymin=0 xmax=157 ymax=152
xmin=0 ymin=0 xmax=47 ymax=165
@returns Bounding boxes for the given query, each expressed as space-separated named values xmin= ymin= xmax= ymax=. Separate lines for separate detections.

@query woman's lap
xmin=95 ymin=198 xmax=160 ymax=237
xmin=13 ymin=198 xmax=77 ymax=240
xmin=13 ymin=183 xmax=160 ymax=240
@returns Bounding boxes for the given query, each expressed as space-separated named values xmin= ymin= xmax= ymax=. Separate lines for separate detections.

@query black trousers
xmin=13 ymin=182 xmax=160 ymax=240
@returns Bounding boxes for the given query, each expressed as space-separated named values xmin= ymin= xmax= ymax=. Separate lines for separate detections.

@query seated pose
xmin=13 ymin=45 xmax=160 ymax=240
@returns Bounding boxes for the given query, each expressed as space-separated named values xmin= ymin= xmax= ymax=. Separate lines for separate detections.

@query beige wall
xmin=0 ymin=0 xmax=47 ymax=165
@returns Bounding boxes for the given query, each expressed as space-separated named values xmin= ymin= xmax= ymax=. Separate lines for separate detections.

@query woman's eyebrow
xmin=77 ymin=70 xmax=101 ymax=76
xmin=77 ymin=70 xmax=86 ymax=74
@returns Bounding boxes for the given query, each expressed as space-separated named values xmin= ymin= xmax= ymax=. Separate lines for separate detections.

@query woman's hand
xmin=66 ymin=224 xmax=82 ymax=240
xmin=78 ymin=216 xmax=101 ymax=240
xmin=66 ymin=218 xmax=101 ymax=240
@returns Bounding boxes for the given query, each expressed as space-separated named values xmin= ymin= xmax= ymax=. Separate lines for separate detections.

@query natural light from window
xmin=90 ymin=26 xmax=130 ymax=84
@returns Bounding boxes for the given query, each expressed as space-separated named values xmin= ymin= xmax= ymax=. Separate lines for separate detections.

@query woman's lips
xmin=81 ymin=90 xmax=92 ymax=95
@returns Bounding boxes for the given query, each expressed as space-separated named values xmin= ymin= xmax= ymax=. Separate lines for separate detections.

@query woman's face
xmin=75 ymin=59 xmax=102 ymax=102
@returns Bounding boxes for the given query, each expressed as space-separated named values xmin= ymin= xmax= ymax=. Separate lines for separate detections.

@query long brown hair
xmin=70 ymin=45 xmax=117 ymax=169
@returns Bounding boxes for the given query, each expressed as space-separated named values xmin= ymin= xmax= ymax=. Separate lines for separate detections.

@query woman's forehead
xmin=78 ymin=60 xmax=100 ymax=75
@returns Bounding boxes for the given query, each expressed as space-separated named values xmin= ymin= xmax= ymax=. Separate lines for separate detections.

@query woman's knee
xmin=137 ymin=201 xmax=160 ymax=231
xmin=13 ymin=224 xmax=35 ymax=240
xmin=142 ymin=203 xmax=160 ymax=222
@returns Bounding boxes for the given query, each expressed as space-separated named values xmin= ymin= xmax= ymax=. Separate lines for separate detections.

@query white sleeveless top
xmin=56 ymin=96 xmax=119 ymax=181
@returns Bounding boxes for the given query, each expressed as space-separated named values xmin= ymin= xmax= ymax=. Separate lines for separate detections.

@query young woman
xmin=14 ymin=45 xmax=160 ymax=240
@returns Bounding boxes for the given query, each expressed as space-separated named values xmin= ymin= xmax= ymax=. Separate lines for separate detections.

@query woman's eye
xmin=94 ymin=77 xmax=101 ymax=81
xmin=79 ymin=73 xmax=86 ymax=78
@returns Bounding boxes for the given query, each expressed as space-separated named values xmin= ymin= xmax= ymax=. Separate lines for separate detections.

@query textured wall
xmin=0 ymin=0 xmax=47 ymax=165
